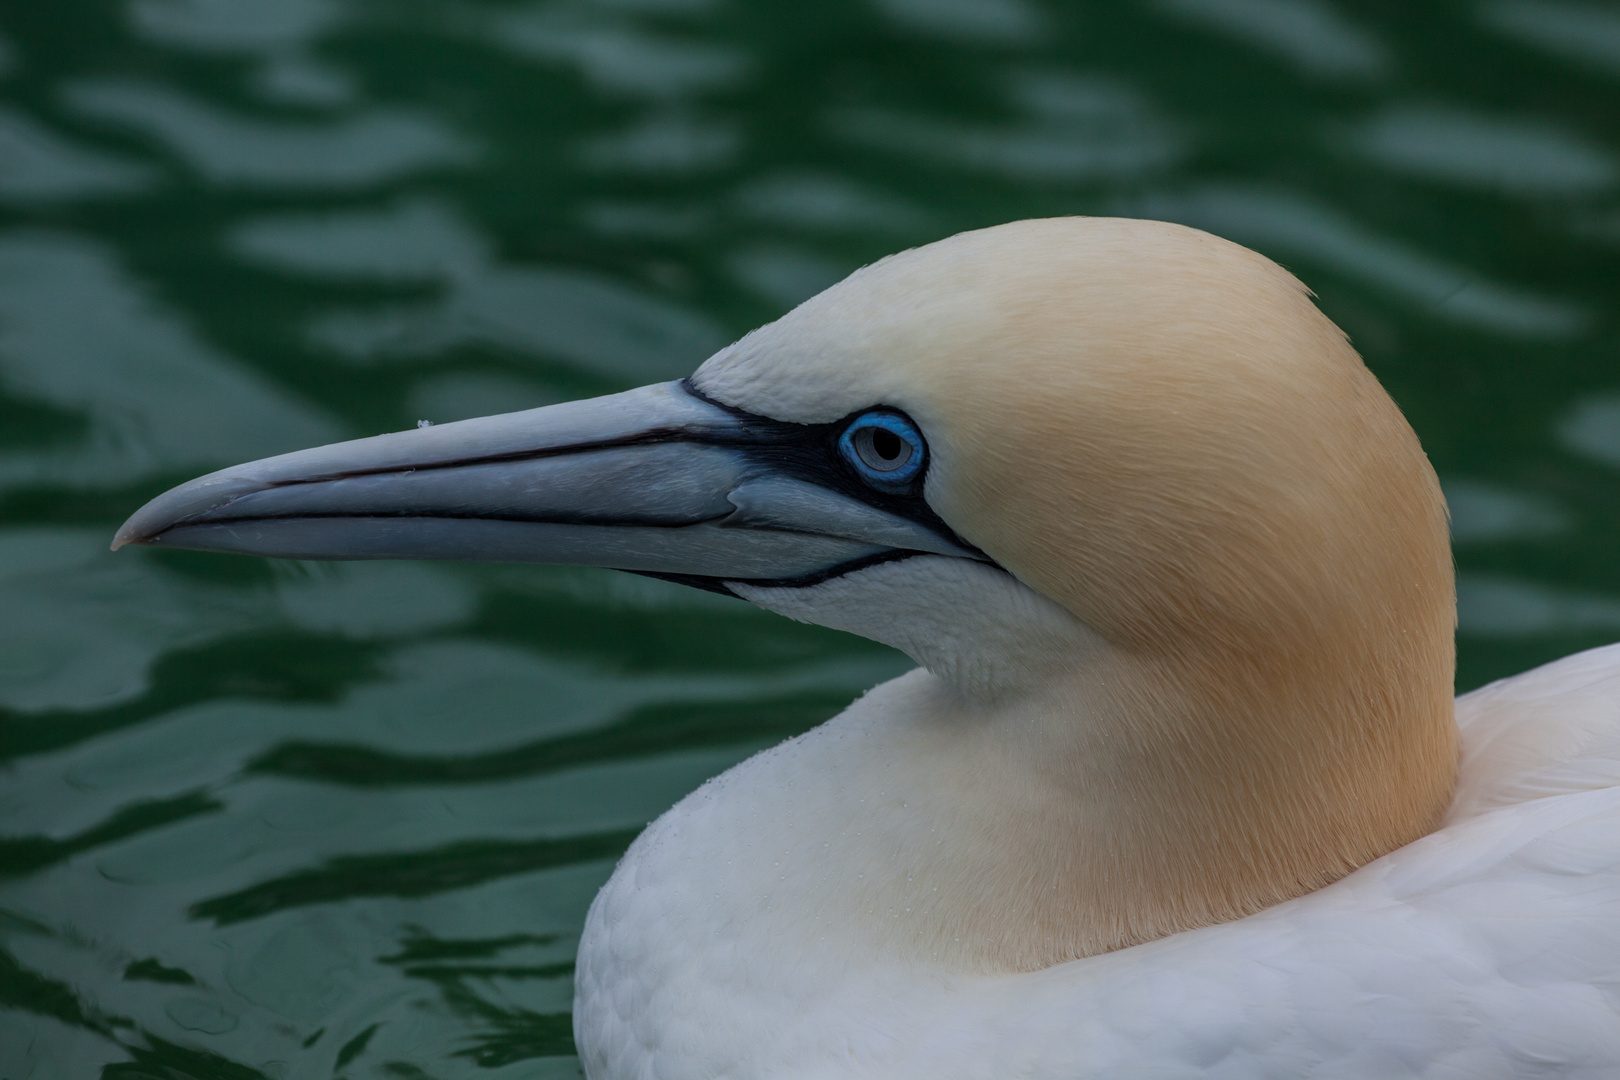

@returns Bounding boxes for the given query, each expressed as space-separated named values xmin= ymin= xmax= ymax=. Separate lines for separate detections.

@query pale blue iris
xmin=838 ymin=411 xmax=926 ymax=490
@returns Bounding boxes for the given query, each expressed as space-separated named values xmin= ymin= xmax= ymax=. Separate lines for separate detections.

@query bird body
xmin=114 ymin=217 xmax=1620 ymax=1078
xmin=578 ymin=639 xmax=1620 ymax=1078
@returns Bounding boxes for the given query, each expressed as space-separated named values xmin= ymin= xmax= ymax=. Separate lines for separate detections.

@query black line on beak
xmin=633 ymin=548 xmax=921 ymax=598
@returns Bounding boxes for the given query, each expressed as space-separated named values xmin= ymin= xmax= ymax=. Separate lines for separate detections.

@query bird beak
xmin=112 ymin=380 xmax=982 ymax=592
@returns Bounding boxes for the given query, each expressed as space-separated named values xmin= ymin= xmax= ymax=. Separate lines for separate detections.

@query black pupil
xmin=871 ymin=428 xmax=903 ymax=462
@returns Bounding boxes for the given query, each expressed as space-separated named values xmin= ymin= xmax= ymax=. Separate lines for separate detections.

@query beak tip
xmin=110 ymin=523 xmax=148 ymax=551
xmin=111 ymin=470 xmax=268 ymax=555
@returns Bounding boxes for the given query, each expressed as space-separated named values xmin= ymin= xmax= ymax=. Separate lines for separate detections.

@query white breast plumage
xmin=578 ymin=641 xmax=1620 ymax=1078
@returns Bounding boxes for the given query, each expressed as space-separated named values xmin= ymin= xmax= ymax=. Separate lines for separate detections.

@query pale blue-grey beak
xmin=113 ymin=380 xmax=984 ymax=593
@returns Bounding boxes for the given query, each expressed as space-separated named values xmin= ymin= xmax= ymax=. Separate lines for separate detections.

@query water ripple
xmin=1349 ymin=104 xmax=1617 ymax=196
xmin=0 ymin=108 xmax=158 ymax=204
xmin=1137 ymin=185 xmax=1593 ymax=338
xmin=64 ymin=81 xmax=477 ymax=189
xmin=1153 ymin=0 xmax=1389 ymax=79
xmin=1482 ymin=0 xmax=1620 ymax=77
xmin=0 ymin=232 xmax=342 ymax=487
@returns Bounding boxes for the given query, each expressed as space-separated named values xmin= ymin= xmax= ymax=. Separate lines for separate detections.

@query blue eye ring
xmin=838 ymin=411 xmax=927 ymax=491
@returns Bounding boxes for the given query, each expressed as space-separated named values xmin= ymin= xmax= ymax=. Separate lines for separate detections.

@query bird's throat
xmin=724 ymin=558 xmax=1458 ymax=973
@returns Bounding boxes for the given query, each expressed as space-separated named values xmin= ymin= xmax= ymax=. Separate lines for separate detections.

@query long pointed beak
xmin=113 ymin=381 xmax=982 ymax=590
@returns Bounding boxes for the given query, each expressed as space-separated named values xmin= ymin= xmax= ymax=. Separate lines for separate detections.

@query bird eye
xmin=838 ymin=412 xmax=926 ymax=490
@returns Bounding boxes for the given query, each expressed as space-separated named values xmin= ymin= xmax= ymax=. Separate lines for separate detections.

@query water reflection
xmin=64 ymin=81 xmax=476 ymax=189
xmin=577 ymin=110 xmax=738 ymax=174
xmin=1152 ymin=0 xmax=1388 ymax=79
xmin=1138 ymin=186 xmax=1592 ymax=338
xmin=1443 ymin=478 xmax=1570 ymax=544
xmin=1558 ymin=392 xmax=1620 ymax=468
xmin=0 ymin=109 xmax=157 ymax=204
xmin=132 ymin=0 xmax=358 ymax=105
xmin=493 ymin=7 xmax=749 ymax=98
xmin=726 ymin=243 xmax=854 ymax=309
xmin=230 ymin=199 xmax=490 ymax=283
xmin=579 ymin=199 xmax=710 ymax=238
xmin=128 ymin=0 xmax=344 ymax=53
xmin=875 ymin=0 xmax=1043 ymax=44
xmin=1481 ymin=0 xmax=1620 ymax=77
xmin=409 ymin=371 xmax=567 ymax=425
xmin=0 ymin=528 xmax=251 ymax=711
xmin=0 ymin=530 xmax=469 ymax=714
xmin=0 ymin=232 xmax=341 ymax=487
xmin=733 ymin=173 xmax=931 ymax=234
xmin=309 ymin=263 xmax=725 ymax=381
xmin=1459 ymin=575 xmax=1620 ymax=636
xmin=836 ymin=70 xmax=1181 ymax=183
xmin=229 ymin=197 xmax=726 ymax=379
xmin=1350 ymin=105 xmax=1616 ymax=196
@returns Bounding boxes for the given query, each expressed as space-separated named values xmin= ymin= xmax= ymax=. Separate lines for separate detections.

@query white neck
xmin=734 ymin=555 xmax=1103 ymax=704
xmin=717 ymin=557 xmax=1158 ymax=972
xmin=716 ymin=552 xmax=1453 ymax=972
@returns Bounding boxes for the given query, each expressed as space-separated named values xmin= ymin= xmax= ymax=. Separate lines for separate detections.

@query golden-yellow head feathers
xmin=697 ymin=217 xmax=1458 ymax=961
xmin=697 ymin=217 xmax=1449 ymax=656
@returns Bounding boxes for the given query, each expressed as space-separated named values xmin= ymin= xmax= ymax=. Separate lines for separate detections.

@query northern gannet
xmin=115 ymin=218 xmax=1620 ymax=1078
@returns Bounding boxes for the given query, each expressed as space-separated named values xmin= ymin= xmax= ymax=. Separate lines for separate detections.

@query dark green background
xmin=1 ymin=0 xmax=1618 ymax=1075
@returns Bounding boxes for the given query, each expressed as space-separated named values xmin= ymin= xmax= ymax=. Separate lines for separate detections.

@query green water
xmin=2 ymin=0 xmax=1619 ymax=1075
